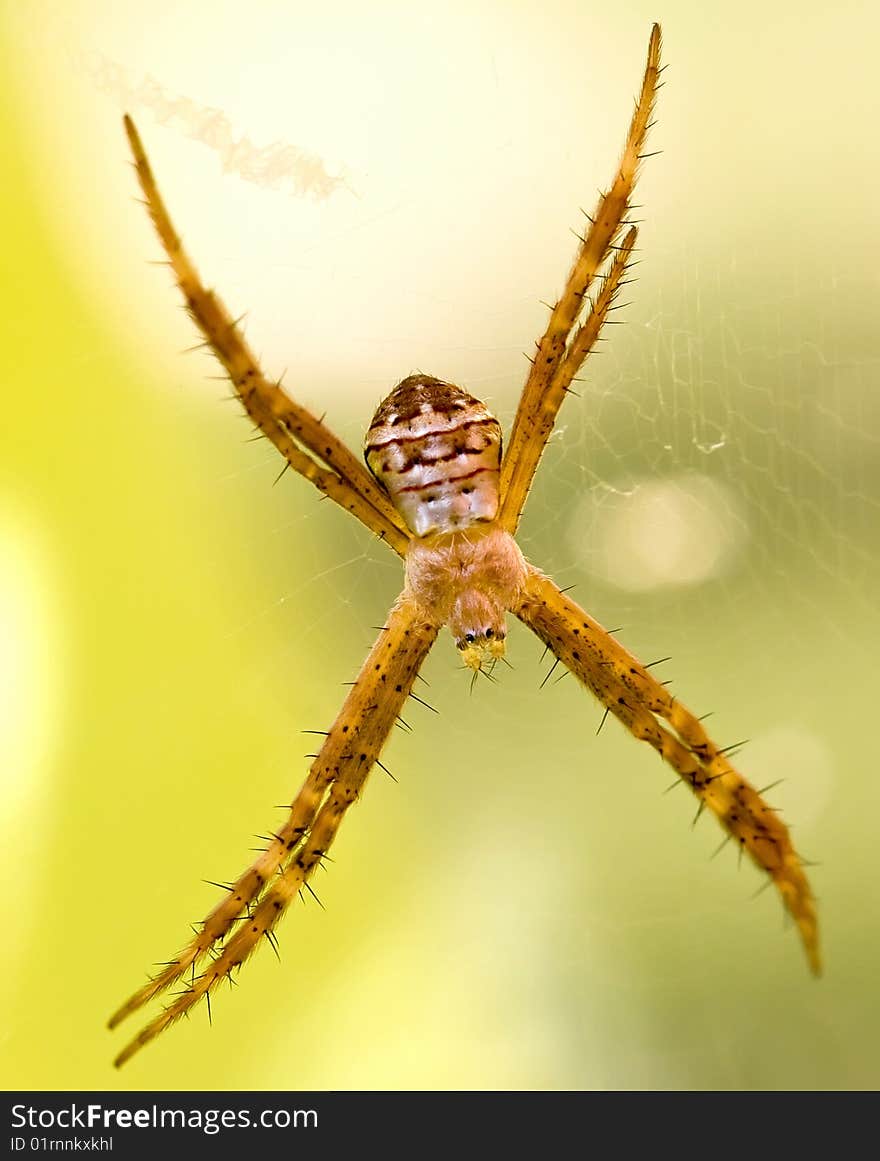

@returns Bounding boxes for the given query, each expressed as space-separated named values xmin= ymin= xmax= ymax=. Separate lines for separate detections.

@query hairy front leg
xmin=123 ymin=116 xmax=409 ymax=555
xmin=499 ymin=24 xmax=661 ymax=532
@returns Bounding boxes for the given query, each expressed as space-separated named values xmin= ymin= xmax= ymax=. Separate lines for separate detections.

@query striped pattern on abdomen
xmin=365 ymin=374 xmax=502 ymax=537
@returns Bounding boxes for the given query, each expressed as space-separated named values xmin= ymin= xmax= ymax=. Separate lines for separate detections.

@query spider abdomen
xmin=365 ymin=374 xmax=502 ymax=537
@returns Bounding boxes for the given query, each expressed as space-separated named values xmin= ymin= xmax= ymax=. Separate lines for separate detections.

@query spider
xmin=109 ymin=24 xmax=819 ymax=1068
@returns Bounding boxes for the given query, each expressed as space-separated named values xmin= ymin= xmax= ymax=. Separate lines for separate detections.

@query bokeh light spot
xmin=568 ymin=473 xmax=749 ymax=592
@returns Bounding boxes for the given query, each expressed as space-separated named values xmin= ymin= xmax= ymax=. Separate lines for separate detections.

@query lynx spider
xmin=109 ymin=25 xmax=819 ymax=1068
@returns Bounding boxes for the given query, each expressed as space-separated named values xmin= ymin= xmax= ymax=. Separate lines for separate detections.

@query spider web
xmin=532 ymin=246 xmax=879 ymax=639
xmin=5 ymin=0 xmax=879 ymax=1091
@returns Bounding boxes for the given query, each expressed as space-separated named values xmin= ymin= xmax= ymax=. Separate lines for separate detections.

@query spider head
xmin=451 ymin=592 xmax=507 ymax=671
xmin=456 ymin=627 xmax=507 ymax=671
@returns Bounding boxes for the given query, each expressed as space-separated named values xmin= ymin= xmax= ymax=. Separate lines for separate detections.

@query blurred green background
xmin=2 ymin=0 xmax=878 ymax=1090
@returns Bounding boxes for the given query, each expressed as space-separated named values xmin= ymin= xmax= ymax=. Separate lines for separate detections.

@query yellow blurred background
xmin=2 ymin=0 xmax=878 ymax=1089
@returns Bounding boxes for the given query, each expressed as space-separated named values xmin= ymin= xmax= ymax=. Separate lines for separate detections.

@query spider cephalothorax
xmin=406 ymin=524 xmax=526 ymax=670
xmin=110 ymin=24 xmax=819 ymax=1069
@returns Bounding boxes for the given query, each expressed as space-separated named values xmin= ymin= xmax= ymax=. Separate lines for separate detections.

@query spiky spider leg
xmin=123 ymin=115 xmax=409 ymax=557
xmin=110 ymin=596 xmax=438 ymax=1066
xmin=500 ymin=23 xmax=662 ymax=529
xmin=514 ymin=568 xmax=821 ymax=974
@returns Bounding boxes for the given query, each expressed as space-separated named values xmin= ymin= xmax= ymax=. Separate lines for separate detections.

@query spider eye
xmin=465 ymin=633 xmax=476 ymax=644
xmin=485 ymin=628 xmax=494 ymax=638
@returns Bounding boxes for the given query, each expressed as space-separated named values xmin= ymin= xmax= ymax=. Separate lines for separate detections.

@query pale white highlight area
xmin=1 ymin=0 xmax=662 ymax=407
xmin=567 ymin=473 xmax=750 ymax=592
xmin=0 ymin=507 xmax=64 ymax=1000
xmin=81 ymin=48 xmax=352 ymax=201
